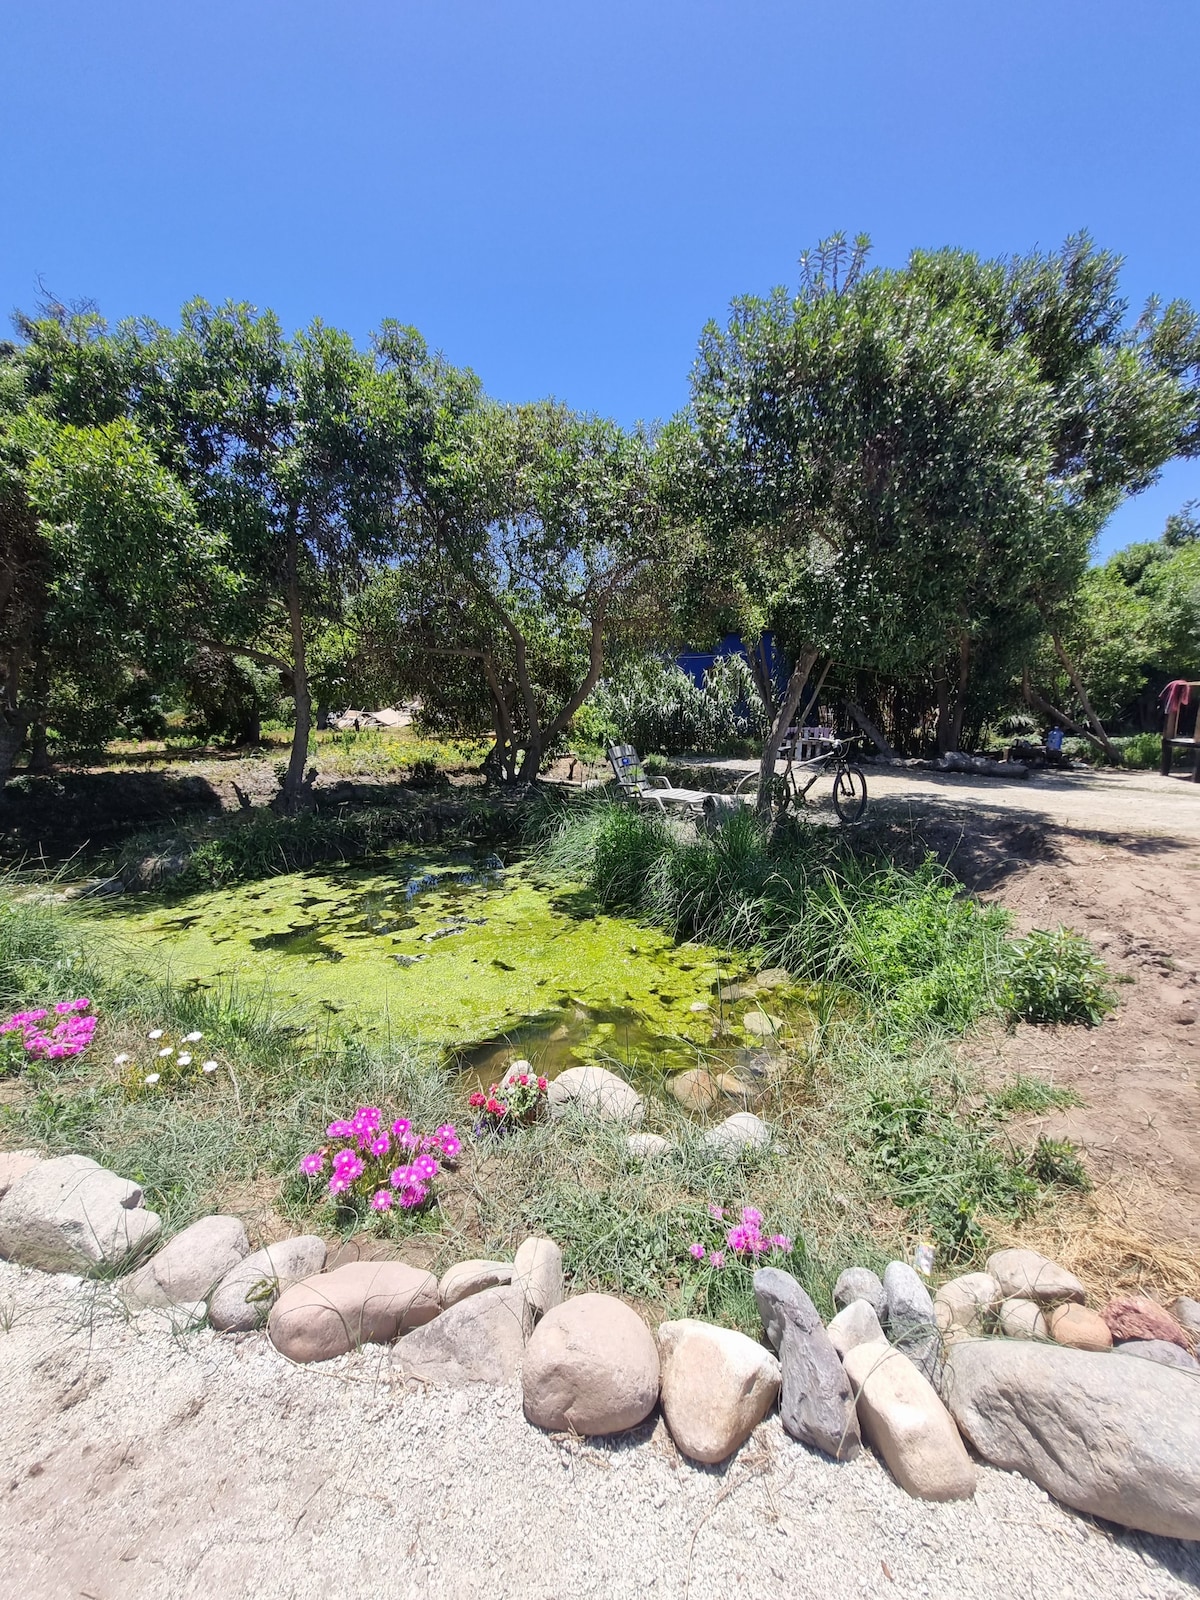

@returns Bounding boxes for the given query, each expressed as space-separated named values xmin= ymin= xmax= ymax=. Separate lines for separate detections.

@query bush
xmin=1113 ymin=732 xmax=1162 ymax=770
xmin=1002 ymin=926 xmax=1114 ymax=1026
xmin=593 ymin=653 xmax=768 ymax=756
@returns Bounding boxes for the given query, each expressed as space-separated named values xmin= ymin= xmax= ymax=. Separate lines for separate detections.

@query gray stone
xmin=0 ymin=1154 xmax=161 ymax=1273
xmin=844 ymin=1338 xmax=976 ymax=1501
xmin=999 ymin=1296 xmax=1050 ymax=1341
xmin=547 ymin=1065 xmax=644 ymax=1125
xmin=1115 ymin=1338 xmax=1200 ymax=1371
xmin=754 ymin=1267 xmax=860 ymax=1460
xmin=122 ymin=1215 xmax=250 ymax=1309
xmin=0 ymin=1150 xmax=41 ymax=1199
xmin=395 ymin=1285 xmax=531 ymax=1387
xmin=883 ymin=1261 xmax=939 ymax=1380
xmin=523 ymin=1293 xmax=660 ymax=1436
xmin=944 ymin=1337 xmax=1200 ymax=1540
xmin=657 ymin=1319 xmax=780 ymax=1464
xmin=833 ymin=1267 xmax=885 ymax=1320
xmin=208 ymin=1236 xmax=327 ymax=1332
xmin=986 ymin=1247 xmax=1085 ymax=1307
xmin=933 ymin=1272 xmax=999 ymax=1337
xmin=826 ymin=1299 xmax=884 ymax=1358
xmin=701 ymin=1111 xmax=771 ymax=1158
xmin=437 ymin=1258 xmax=513 ymax=1309
xmin=512 ymin=1236 xmax=563 ymax=1319
xmin=626 ymin=1133 xmax=672 ymax=1160
xmin=1170 ymin=1295 xmax=1200 ymax=1337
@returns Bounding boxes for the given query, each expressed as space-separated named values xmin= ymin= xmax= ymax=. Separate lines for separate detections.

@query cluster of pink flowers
xmin=299 ymin=1106 xmax=461 ymax=1214
xmin=1 ymin=998 xmax=95 ymax=1063
xmin=687 ymin=1204 xmax=793 ymax=1269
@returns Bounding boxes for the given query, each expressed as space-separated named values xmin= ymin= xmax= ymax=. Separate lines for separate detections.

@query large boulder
xmin=122 ymin=1215 xmax=250 ymax=1309
xmin=547 ymin=1066 xmax=644 ymax=1125
xmin=1100 ymin=1295 xmax=1189 ymax=1350
xmin=754 ymin=1267 xmax=860 ymax=1460
xmin=438 ymin=1259 xmax=513 ymax=1309
xmin=522 ymin=1294 xmax=659 ymax=1436
xmin=657 ymin=1319 xmax=781 ymax=1464
xmin=0 ymin=1149 xmax=41 ymax=1199
xmin=0 ymin=1154 xmax=161 ymax=1273
xmin=944 ymin=1338 xmax=1200 ymax=1539
xmin=511 ymin=1236 xmax=563 ymax=1319
xmin=395 ymin=1285 xmax=531 ymax=1386
xmin=208 ymin=1236 xmax=327 ymax=1332
xmin=883 ymin=1261 xmax=939 ymax=1379
xmin=985 ymin=1248 xmax=1084 ymax=1307
xmin=268 ymin=1261 xmax=439 ymax=1363
xmin=833 ymin=1267 xmax=886 ymax=1320
xmin=842 ymin=1339 xmax=976 ymax=1502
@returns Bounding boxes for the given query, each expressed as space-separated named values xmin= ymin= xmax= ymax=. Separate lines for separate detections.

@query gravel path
xmin=2 ymin=1263 xmax=1198 ymax=1599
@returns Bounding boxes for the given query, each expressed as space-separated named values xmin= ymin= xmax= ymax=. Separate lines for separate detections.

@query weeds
xmin=1002 ymin=926 xmax=1115 ymax=1027
xmin=988 ymin=1074 xmax=1083 ymax=1116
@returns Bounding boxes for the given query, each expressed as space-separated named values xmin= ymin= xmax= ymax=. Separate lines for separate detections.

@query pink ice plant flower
xmin=707 ymin=1250 xmax=725 ymax=1268
xmin=299 ymin=1152 xmax=324 ymax=1177
xmin=370 ymin=1190 xmax=393 ymax=1211
xmin=688 ymin=1242 xmax=706 ymax=1261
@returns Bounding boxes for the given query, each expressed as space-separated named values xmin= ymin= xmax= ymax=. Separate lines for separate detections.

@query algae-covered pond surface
xmin=84 ymin=851 xmax=819 ymax=1075
xmin=85 ymin=848 xmax=814 ymax=1087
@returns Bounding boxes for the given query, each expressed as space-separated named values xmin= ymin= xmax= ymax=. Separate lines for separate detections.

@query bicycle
xmin=735 ymin=732 xmax=869 ymax=824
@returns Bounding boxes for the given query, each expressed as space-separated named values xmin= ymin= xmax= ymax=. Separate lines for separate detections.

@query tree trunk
xmin=1021 ymin=667 xmax=1108 ymax=757
xmin=315 ymin=703 xmax=330 ymax=731
xmin=29 ymin=724 xmax=51 ymax=774
xmin=0 ymin=716 xmax=24 ymax=790
xmin=934 ymin=670 xmax=951 ymax=755
xmin=845 ymin=699 xmax=896 ymax=759
xmin=756 ymin=646 xmax=819 ymax=814
xmin=280 ymin=515 xmax=313 ymax=812
xmin=747 ymin=635 xmax=777 ymax=722
xmin=946 ymin=632 xmax=971 ymax=754
xmin=1050 ymin=632 xmax=1121 ymax=764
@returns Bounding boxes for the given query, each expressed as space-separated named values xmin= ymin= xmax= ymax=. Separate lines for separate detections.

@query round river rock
xmin=522 ymin=1293 xmax=660 ymax=1435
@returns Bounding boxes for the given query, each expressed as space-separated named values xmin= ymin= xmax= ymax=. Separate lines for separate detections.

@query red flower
xmin=519 ymin=1074 xmax=529 ymax=1087
xmin=468 ymin=1091 xmax=486 ymax=1109
xmin=537 ymin=1076 xmax=548 ymax=1092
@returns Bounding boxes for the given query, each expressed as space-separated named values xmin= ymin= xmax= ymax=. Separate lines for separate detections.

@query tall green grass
xmin=535 ymin=798 xmax=1009 ymax=1035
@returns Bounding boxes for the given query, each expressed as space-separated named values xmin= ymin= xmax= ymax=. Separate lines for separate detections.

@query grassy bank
xmin=0 ymin=870 xmax=1105 ymax=1311
xmin=535 ymin=797 xmax=1010 ymax=1037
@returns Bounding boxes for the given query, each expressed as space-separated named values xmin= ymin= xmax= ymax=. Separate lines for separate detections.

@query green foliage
xmin=1028 ymin=1135 xmax=1091 ymax=1191
xmin=1111 ymin=732 xmax=1162 ymax=769
xmin=1002 ymin=926 xmax=1115 ymax=1026
xmin=594 ymin=652 xmax=768 ymax=755
xmin=987 ymin=1074 xmax=1083 ymax=1116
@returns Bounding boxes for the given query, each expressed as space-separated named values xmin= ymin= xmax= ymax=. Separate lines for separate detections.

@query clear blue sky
xmin=4 ymin=0 xmax=1197 ymax=557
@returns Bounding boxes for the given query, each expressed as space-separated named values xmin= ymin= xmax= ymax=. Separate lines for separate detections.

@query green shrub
xmin=1114 ymin=732 xmax=1162 ymax=770
xmin=1001 ymin=926 xmax=1114 ymax=1026
xmin=593 ymin=653 xmax=768 ymax=756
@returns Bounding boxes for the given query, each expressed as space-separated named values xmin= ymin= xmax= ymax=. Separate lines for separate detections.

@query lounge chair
xmin=606 ymin=743 xmax=725 ymax=817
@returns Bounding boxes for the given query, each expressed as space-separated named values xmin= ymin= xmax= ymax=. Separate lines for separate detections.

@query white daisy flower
xmin=201 ymin=1061 xmax=218 ymax=1074
xmin=113 ymin=1054 xmax=130 ymax=1066
xmin=144 ymin=1073 xmax=161 ymax=1086
xmin=176 ymin=1053 xmax=192 ymax=1066
xmin=148 ymin=1029 xmax=164 ymax=1040
xmin=157 ymin=1047 xmax=174 ymax=1058
xmin=183 ymin=1031 xmax=203 ymax=1043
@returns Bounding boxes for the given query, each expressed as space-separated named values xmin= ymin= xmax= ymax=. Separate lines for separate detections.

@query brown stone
xmin=268 ymin=1261 xmax=439 ymax=1363
xmin=1048 ymin=1303 xmax=1113 ymax=1352
xmin=1100 ymin=1295 xmax=1189 ymax=1351
xmin=522 ymin=1293 xmax=659 ymax=1436
xmin=669 ymin=1068 xmax=719 ymax=1111
xmin=986 ymin=1248 xmax=1085 ymax=1307
xmin=842 ymin=1339 xmax=976 ymax=1501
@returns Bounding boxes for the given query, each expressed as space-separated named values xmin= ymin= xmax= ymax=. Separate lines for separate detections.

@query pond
xmin=85 ymin=847 xmax=818 ymax=1103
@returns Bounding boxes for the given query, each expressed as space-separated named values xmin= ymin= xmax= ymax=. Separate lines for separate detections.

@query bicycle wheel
xmin=832 ymin=764 xmax=867 ymax=824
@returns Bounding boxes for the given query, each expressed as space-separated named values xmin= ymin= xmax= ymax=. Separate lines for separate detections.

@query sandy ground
xmin=1 ymin=1262 xmax=1198 ymax=1600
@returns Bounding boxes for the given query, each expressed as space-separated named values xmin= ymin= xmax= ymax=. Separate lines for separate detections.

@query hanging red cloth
xmin=1161 ymin=680 xmax=1192 ymax=714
